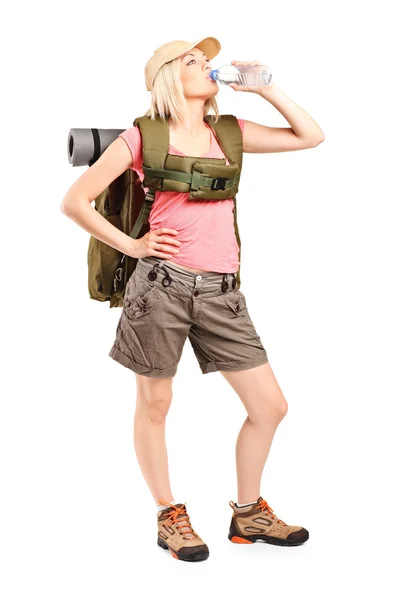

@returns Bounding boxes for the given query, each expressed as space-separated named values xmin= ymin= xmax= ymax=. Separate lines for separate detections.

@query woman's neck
xmin=167 ymin=115 xmax=207 ymax=136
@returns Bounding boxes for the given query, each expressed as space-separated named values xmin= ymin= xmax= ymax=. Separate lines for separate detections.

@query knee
xmin=251 ymin=396 xmax=288 ymax=425
xmin=272 ymin=397 xmax=288 ymax=422
xmin=279 ymin=399 xmax=289 ymax=420
xmin=141 ymin=394 xmax=172 ymax=422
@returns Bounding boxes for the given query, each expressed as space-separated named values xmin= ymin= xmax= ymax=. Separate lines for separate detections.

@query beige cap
xmin=145 ymin=37 xmax=221 ymax=91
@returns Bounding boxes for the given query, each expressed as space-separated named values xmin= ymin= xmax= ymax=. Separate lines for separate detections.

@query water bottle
xmin=208 ymin=64 xmax=272 ymax=87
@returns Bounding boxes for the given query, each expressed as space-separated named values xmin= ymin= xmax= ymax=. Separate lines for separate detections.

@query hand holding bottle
xmin=209 ymin=60 xmax=273 ymax=94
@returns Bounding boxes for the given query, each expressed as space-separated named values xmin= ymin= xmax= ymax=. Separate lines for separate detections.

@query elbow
xmin=60 ymin=199 xmax=72 ymax=216
xmin=309 ymin=135 xmax=325 ymax=148
xmin=315 ymin=131 xmax=325 ymax=145
xmin=60 ymin=195 xmax=89 ymax=216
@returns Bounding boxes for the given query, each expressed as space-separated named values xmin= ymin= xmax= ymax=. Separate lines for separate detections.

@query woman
xmin=61 ymin=37 xmax=324 ymax=562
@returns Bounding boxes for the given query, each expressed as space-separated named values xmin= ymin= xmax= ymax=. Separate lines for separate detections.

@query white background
xmin=2 ymin=0 xmax=399 ymax=598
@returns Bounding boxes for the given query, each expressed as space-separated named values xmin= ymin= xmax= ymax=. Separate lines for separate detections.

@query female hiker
xmin=61 ymin=36 xmax=324 ymax=562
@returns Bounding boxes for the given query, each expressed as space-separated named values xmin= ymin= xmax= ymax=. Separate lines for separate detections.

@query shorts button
xmin=196 ymin=275 xmax=202 ymax=280
xmin=193 ymin=290 xmax=199 ymax=297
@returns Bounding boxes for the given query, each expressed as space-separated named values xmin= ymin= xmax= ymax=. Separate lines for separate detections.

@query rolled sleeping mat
xmin=68 ymin=128 xmax=125 ymax=166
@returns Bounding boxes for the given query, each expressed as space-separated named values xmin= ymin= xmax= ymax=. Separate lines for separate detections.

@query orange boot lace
xmin=157 ymin=500 xmax=198 ymax=540
xmin=256 ymin=498 xmax=287 ymax=526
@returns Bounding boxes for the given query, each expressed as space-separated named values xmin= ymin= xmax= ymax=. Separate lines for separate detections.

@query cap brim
xmin=187 ymin=37 xmax=221 ymax=61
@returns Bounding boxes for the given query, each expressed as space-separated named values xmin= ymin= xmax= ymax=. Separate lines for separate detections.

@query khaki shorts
xmin=108 ymin=256 xmax=268 ymax=378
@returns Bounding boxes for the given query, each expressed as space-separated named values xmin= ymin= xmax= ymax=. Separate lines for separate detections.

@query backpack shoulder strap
xmin=204 ymin=114 xmax=243 ymax=290
xmin=204 ymin=114 xmax=243 ymax=170
xmin=133 ymin=115 xmax=169 ymax=170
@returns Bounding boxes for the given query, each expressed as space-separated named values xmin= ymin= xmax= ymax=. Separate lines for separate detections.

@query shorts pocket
xmin=124 ymin=277 xmax=161 ymax=319
xmin=224 ymin=290 xmax=247 ymax=315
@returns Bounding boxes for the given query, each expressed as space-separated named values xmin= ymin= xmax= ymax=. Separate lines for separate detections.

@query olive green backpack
xmin=88 ymin=113 xmax=243 ymax=308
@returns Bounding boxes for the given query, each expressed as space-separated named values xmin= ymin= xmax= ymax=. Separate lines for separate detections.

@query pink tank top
xmin=118 ymin=117 xmax=245 ymax=273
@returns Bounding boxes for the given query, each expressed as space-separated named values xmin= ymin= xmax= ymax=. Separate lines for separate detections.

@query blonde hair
xmin=143 ymin=56 xmax=220 ymax=124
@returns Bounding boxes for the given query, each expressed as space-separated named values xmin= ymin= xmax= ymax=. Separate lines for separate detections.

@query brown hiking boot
xmin=228 ymin=496 xmax=309 ymax=546
xmin=157 ymin=500 xmax=209 ymax=561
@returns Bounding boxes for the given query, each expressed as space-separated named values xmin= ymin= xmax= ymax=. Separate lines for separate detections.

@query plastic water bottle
xmin=208 ymin=64 xmax=272 ymax=87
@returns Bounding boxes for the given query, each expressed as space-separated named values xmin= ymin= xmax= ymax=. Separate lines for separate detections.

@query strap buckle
xmin=211 ymin=177 xmax=228 ymax=191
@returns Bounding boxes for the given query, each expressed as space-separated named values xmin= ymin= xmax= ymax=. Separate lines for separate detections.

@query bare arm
xmin=242 ymin=120 xmax=324 ymax=153
xmin=240 ymin=83 xmax=325 ymax=153
xmin=60 ymin=137 xmax=138 ymax=256
xmin=60 ymin=137 xmax=181 ymax=259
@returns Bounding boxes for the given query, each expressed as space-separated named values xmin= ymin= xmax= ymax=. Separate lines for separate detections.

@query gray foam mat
xmin=68 ymin=128 xmax=124 ymax=166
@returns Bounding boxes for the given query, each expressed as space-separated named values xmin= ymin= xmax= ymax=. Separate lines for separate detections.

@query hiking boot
xmin=228 ymin=496 xmax=309 ymax=546
xmin=157 ymin=500 xmax=209 ymax=561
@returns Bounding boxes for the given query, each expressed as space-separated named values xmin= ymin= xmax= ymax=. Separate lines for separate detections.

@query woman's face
xmin=179 ymin=46 xmax=218 ymax=99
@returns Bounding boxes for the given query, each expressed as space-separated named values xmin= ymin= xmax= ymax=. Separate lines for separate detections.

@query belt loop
xmin=221 ymin=273 xmax=229 ymax=293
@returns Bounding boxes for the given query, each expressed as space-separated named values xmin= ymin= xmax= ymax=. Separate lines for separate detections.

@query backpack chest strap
xmin=142 ymin=157 xmax=240 ymax=200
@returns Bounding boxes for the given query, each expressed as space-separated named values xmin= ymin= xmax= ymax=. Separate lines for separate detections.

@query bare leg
xmin=220 ymin=362 xmax=288 ymax=503
xmin=133 ymin=373 xmax=175 ymax=506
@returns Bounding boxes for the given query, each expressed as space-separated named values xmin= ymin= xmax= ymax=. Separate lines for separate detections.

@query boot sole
xmin=157 ymin=536 xmax=209 ymax=561
xmin=228 ymin=529 xmax=309 ymax=546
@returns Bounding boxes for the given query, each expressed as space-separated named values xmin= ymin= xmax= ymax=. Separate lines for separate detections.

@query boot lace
xmin=256 ymin=498 xmax=287 ymax=526
xmin=158 ymin=500 xmax=198 ymax=540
